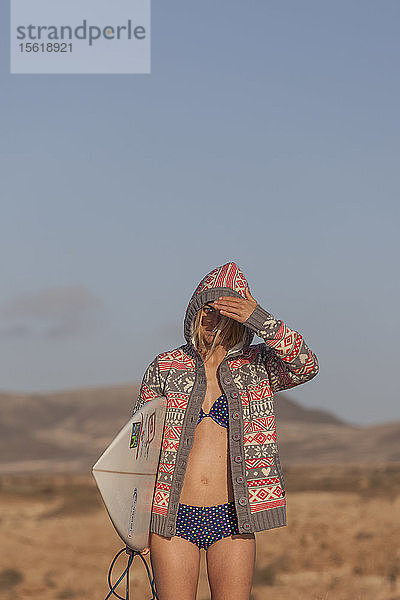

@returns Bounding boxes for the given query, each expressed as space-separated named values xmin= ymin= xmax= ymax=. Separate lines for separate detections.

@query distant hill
xmin=0 ymin=384 xmax=398 ymax=473
xmin=273 ymin=394 xmax=344 ymax=425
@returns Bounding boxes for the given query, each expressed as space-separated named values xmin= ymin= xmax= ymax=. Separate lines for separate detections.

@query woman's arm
xmin=213 ymin=288 xmax=319 ymax=393
xmin=131 ymin=355 xmax=164 ymax=417
xmin=243 ymin=303 xmax=319 ymax=392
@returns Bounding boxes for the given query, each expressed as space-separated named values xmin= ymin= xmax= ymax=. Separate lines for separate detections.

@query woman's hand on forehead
xmin=212 ymin=286 xmax=257 ymax=323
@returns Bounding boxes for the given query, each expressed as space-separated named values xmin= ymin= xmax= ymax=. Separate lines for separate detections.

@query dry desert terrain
xmin=1 ymin=466 xmax=400 ymax=600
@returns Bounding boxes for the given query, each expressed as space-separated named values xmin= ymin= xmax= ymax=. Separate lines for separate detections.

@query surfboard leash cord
xmin=104 ymin=546 xmax=159 ymax=600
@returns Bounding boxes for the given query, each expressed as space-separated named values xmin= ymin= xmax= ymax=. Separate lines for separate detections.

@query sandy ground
xmin=0 ymin=470 xmax=399 ymax=600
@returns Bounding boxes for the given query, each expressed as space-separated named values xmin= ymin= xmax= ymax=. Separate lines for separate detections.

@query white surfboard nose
xmin=92 ymin=396 xmax=167 ymax=551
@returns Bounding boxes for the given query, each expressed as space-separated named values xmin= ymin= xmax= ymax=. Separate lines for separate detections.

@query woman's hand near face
xmin=213 ymin=286 xmax=257 ymax=323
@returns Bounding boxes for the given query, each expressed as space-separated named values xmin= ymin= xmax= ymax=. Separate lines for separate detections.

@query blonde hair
xmin=190 ymin=305 xmax=247 ymax=362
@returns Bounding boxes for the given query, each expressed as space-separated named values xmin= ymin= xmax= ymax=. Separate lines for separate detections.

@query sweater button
xmin=232 ymin=433 xmax=240 ymax=441
xmin=236 ymin=476 xmax=244 ymax=483
xmin=168 ymin=525 xmax=173 ymax=532
xmin=234 ymin=455 xmax=242 ymax=463
xmin=239 ymin=497 xmax=247 ymax=506
xmin=230 ymin=391 xmax=238 ymax=398
xmin=224 ymin=377 xmax=231 ymax=384
xmin=232 ymin=411 xmax=240 ymax=419
xmin=242 ymin=522 xmax=250 ymax=530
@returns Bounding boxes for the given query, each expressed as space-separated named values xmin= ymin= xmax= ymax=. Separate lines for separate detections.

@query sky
xmin=1 ymin=1 xmax=399 ymax=426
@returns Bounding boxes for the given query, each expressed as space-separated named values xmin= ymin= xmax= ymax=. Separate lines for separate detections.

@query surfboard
xmin=92 ymin=396 xmax=167 ymax=551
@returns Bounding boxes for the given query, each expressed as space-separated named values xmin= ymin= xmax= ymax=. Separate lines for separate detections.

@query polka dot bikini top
xmin=197 ymin=393 xmax=228 ymax=429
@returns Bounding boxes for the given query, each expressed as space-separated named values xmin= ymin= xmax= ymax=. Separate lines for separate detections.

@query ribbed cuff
xmin=244 ymin=304 xmax=276 ymax=335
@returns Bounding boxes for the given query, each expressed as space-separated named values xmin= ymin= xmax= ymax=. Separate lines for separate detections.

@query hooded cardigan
xmin=131 ymin=262 xmax=319 ymax=538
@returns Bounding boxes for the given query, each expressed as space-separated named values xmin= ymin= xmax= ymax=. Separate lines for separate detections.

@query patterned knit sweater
xmin=131 ymin=262 xmax=319 ymax=538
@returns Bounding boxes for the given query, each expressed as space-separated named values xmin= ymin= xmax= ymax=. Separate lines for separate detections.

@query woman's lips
xmin=205 ymin=326 xmax=218 ymax=335
xmin=206 ymin=328 xmax=217 ymax=337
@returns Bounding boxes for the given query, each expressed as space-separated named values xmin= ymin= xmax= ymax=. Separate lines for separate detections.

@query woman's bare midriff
xmin=179 ymin=357 xmax=235 ymax=506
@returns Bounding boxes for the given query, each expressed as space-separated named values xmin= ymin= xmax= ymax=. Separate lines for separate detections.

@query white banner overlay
xmin=10 ymin=0 xmax=150 ymax=74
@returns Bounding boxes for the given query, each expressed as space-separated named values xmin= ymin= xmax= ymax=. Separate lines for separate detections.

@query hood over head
xmin=184 ymin=262 xmax=255 ymax=353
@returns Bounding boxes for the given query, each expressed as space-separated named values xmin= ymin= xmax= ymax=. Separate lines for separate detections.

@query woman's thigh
xmin=149 ymin=532 xmax=201 ymax=600
xmin=206 ymin=533 xmax=256 ymax=600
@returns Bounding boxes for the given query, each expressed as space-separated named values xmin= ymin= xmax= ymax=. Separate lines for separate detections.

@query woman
xmin=132 ymin=262 xmax=319 ymax=600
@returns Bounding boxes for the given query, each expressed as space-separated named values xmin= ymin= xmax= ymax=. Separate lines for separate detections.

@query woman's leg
xmin=205 ymin=533 xmax=256 ymax=600
xmin=149 ymin=532 xmax=201 ymax=600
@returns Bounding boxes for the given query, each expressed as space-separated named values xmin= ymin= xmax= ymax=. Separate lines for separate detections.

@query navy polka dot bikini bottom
xmin=174 ymin=501 xmax=240 ymax=550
